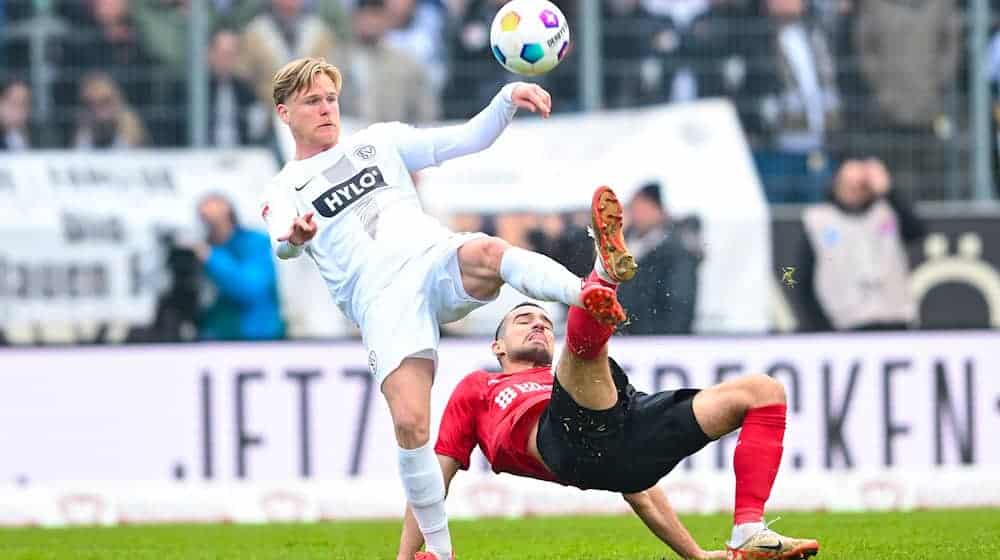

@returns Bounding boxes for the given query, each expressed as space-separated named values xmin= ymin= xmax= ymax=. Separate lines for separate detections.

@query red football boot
xmin=590 ymin=185 xmax=637 ymax=283
xmin=580 ymin=283 xmax=626 ymax=326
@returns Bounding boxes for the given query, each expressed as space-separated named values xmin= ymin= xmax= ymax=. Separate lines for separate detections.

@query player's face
xmin=495 ymin=308 xmax=555 ymax=367
xmin=277 ymin=73 xmax=341 ymax=154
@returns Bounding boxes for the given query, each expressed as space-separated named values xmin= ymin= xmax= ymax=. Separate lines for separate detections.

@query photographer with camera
xmin=188 ymin=194 xmax=285 ymax=341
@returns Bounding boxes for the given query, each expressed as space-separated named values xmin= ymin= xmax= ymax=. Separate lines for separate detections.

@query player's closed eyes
xmin=517 ymin=316 xmax=551 ymax=330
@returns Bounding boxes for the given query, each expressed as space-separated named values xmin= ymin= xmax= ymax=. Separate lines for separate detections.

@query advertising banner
xmin=1 ymin=331 xmax=997 ymax=525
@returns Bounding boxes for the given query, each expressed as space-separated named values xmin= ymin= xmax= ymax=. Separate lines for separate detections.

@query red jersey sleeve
xmin=434 ymin=373 xmax=483 ymax=470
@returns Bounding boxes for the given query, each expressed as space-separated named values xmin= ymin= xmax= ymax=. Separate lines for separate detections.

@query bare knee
xmin=476 ymin=236 xmax=511 ymax=273
xmin=744 ymin=373 xmax=786 ymax=407
xmin=458 ymin=236 xmax=510 ymax=273
xmin=392 ymin=407 xmax=430 ymax=448
xmin=458 ymin=236 xmax=511 ymax=300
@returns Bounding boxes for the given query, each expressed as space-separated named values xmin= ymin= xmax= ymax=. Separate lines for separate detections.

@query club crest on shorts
xmin=368 ymin=351 xmax=378 ymax=375
xmin=354 ymin=145 xmax=376 ymax=160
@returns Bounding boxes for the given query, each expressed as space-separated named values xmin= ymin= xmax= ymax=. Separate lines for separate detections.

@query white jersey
xmin=261 ymin=83 xmax=519 ymax=324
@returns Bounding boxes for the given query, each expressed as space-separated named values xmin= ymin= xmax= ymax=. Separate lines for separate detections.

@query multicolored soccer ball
xmin=490 ymin=0 xmax=571 ymax=76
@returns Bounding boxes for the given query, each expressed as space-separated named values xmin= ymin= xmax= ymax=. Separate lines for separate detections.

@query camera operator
xmin=146 ymin=229 xmax=203 ymax=342
xmin=188 ymin=194 xmax=285 ymax=341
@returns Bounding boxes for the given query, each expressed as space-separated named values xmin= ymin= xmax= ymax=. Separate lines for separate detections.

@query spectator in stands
xmin=616 ymin=182 xmax=701 ymax=335
xmin=131 ymin=0 xmax=194 ymax=76
xmin=637 ymin=0 xmax=731 ymax=105
xmin=737 ymin=0 xmax=840 ymax=204
xmin=58 ymin=0 xmax=160 ymax=144
xmin=133 ymin=0 xmax=260 ymax=73
xmin=0 ymin=78 xmax=34 ymax=150
xmin=191 ymin=194 xmax=285 ymax=341
xmin=822 ymin=0 xmax=865 ymax=137
xmin=526 ymin=212 xmax=594 ymax=279
xmin=205 ymin=28 xmax=269 ymax=147
xmin=493 ymin=211 xmax=538 ymax=251
xmin=239 ymin=0 xmax=340 ymax=106
xmin=378 ymin=0 xmax=449 ymax=95
xmin=442 ymin=0 xmax=511 ymax=119
xmin=854 ymin=0 xmax=961 ymax=200
xmin=73 ymin=73 xmax=149 ymax=149
xmin=797 ymin=157 xmax=927 ymax=332
xmin=1 ymin=0 xmax=34 ymax=74
xmin=340 ymin=0 xmax=439 ymax=123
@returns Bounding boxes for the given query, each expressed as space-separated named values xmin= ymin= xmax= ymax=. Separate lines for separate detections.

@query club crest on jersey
xmin=353 ymin=144 xmax=376 ymax=160
xmin=311 ymin=166 xmax=387 ymax=218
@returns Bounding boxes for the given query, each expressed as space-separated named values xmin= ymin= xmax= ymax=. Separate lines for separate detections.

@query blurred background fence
xmin=2 ymin=0 xmax=999 ymax=345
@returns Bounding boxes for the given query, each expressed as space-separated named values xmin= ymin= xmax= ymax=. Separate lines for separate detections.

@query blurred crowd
xmin=0 ymin=0 xmax=985 ymax=344
xmin=2 ymin=0 xmax=998 ymax=202
xmin=447 ymin=154 xmax=928 ymax=337
xmin=446 ymin=181 xmax=704 ymax=335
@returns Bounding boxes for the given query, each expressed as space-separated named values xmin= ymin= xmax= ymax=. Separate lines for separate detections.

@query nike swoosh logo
xmin=757 ymin=541 xmax=783 ymax=551
xmin=487 ymin=379 xmax=502 ymax=385
xmin=294 ymin=178 xmax=314 ymax=191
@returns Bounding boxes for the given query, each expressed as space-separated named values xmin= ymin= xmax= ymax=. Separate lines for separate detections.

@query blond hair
xmin=271 ymin=57 xmax=343 ymax=106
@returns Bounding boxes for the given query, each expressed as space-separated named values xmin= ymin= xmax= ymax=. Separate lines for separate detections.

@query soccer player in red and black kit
xmin=399 ymin=187 xmax=820 ymax=560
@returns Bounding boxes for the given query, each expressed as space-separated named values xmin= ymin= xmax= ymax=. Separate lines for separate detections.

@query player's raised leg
xmin=382 ymin=358 xmax=454 ymax=560
xmin=554 ymin=185 xmax=635 ymax=410
xmin=456 ymin=226 xmax=623 ymax=325
xmin=691 ymin=376 xmax=819 ymax=559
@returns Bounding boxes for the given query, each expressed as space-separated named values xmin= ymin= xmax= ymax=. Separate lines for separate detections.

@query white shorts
xmin=360 ymin=232 xmax=493 ymax=386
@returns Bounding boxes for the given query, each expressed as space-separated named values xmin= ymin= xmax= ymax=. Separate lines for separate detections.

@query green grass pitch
xmin=0 ymin=509 xmax=997 ymax=559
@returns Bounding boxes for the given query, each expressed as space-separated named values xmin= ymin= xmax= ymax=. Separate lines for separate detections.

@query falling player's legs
xmin=692 ymin=375 xmax=819 ymax=558
xmin=382 ymin=357 xmax=453 ymax=559
xmin=554 ymin=185 xmax=637 ymax=410
xmin=690 ymin=374 xmax=786 ymax=440
xmin=692 ymin=374 xmax=787 ymax=532
xmin=456 ymin=235 xmax=623 ymax=325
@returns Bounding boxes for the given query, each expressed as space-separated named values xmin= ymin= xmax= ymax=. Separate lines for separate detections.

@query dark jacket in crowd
xmin=207 ymin=75 xmax=262 ymax=146
xmin=617 ymin=224 xmax=701 ymax=335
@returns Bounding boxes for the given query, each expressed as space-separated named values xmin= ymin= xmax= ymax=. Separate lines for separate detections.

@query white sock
xmin=398 ymin=443 xmax=452 ymax=557
xmin=593 ymin=255 xmax=617 ymax=285
xmin=499 ymin=247 xmax=582 ymax=307
xmin=729 ymin=521 xmax=765 ymax=547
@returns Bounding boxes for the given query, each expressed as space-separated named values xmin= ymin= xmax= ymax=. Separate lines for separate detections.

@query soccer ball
xmin=490 ymin=0 xmax=571 ymax=77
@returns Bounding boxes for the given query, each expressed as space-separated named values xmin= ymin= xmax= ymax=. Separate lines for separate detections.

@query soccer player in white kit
xmin=260 ymin=58 xmax=625 ymax=560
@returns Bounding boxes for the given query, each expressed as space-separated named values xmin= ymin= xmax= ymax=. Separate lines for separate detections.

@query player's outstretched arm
xmin=392 ymin=82 xmax=552 ymax=172
xmin=397 ymin=455 xmax=462 ymax=560
xmin=623 ymin=486 xmax=727 ymax=559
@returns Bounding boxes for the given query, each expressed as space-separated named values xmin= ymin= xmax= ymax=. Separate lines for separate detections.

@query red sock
xmin=733 ymin=404 xmax=786 ymax=525
xmin=565 ymin=272 xmax=616 ymax=359
xmin=586 ymin=269 xmax=616 ymax=289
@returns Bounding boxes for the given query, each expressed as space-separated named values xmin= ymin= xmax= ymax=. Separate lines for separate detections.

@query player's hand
xmin=695 ymin=550 xmax=728 ymax=559
xmin=511 ymin=83 xmax=552 ymax=118
xmin=278 ymin=212 xmax=318 ymax=246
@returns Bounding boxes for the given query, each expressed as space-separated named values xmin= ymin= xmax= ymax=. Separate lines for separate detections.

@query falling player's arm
xmin=397 ymin=374 xmax=483 ymax=559
xmin=260 ymin=186 xmax=316 ymax=259
xmin=622 ymin=486 xmax=726 ymax=559
xmin=388 ymin=82 xmax=552 ymax=172
xmin=397 ymin=455 xmax=462 ymax=560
